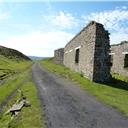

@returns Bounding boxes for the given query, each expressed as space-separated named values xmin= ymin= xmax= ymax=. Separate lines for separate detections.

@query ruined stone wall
xmin=110 ymin=42 xmax=128 ymax=76
xmin=54 ymin=48 xmax=64 ymax=65
xmin=63 ymin=21 xmax=111 ymax=82
xmin=93 ymin=23 xmax=111 ymax=82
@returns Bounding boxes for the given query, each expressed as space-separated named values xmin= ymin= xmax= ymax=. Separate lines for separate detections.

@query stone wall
xmin=93 ymin=23 xmax=111 ymax=82
xmin=110 ymin=41 xmax=128 ymax=76
xmin=54 ymin=48 xmax=64 ymax=65
xmin=63 ymin=21 xmax=111 ymax=82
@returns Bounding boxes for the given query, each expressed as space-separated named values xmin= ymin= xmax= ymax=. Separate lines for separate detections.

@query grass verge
xmin=41 ymin=59 xmax=128 ymax=117
xmin=0 ymin=55 xmax=32 ymax=80
xmin=0 ymin=70 xmax=28 ymax=106
xmin=0 ymin=70 xmax=44 ymax=128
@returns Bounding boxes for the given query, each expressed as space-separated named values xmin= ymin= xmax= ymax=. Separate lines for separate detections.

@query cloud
xmin=82 ymin=6 xmax=128 ymax=44
xmin=0 ymin=30 xmax=74 ymax=57
xmin=44 ymin=11 xmax=78 ymax=29
xmin=122 ymin=6 xmax=127 ymax=9
xmin=83 ymin=7 xmax=128 ymax=30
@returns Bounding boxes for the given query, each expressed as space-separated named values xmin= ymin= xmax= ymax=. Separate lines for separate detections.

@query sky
xmin=0 ymin=1 xmax=128 ymax=57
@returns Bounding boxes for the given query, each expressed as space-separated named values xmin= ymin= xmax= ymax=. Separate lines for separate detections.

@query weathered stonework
xmin=63 ymin=21 xmax=111 ymax=82
xmin=54 ymin=21 xmax=128 ymax=81
xmin=110 ymin=41 xmax=128 ymax=76
xmin=54 ymin=48 xmax=64 ymax=65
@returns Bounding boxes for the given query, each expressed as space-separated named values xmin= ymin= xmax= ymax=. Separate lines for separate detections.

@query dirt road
xmin=32 ymin=63 xmax=128 ymax=128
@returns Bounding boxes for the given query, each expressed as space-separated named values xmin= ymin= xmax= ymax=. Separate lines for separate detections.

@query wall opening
xmin=109 ymin=55 xmax=113 ymax=66
xmin=124 ymin=54 xmax=128 ymax=68
xmin=75 ymin=48 xmax=79 ymax=63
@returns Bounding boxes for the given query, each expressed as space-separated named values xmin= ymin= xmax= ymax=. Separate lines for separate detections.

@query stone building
xmin=110 ymin=41 xmax=128 ymax=76
xmin=54 ymin=48 xmax=64 ymax=64
xmin=63 ymin=21 xmax=111 ymax=82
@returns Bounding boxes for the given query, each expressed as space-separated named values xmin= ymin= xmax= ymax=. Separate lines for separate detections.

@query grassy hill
xmin=0 ymin=45 xmax=32 ymax=109
xmin=29 ymin=56 xmax=50 ymax=60
xmin=0 ymin=46 xmax=30 ymax=61
xmin=0 ymin=46 xmax=44 ymax=128
xmin=0 ymin=45 xmax=31 ymax=81
xmin=0 ymin=55 xmax=31 ymax=81
xmin=0 ymin=45 xmax=32 ymax=106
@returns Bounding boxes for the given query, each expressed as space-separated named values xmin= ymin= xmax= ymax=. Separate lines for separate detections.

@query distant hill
xmin=0 ymin=45 xmax=31 ymax=61
xmin=29 ymin=56 xmax=50 ymax=60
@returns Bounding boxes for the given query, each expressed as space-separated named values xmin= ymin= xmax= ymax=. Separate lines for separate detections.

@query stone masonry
xmin=54 ymin=48 xmax=64 ymax=65
xmin=110 ymin=41 xmax=128 ymax=76
xmin=63 ymin=21 xmax=111 ymax=82
xmin=54 ymin=21 xmax=128 ymax=81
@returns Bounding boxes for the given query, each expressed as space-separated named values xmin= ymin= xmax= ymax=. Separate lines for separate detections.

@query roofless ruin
xmin=54 ymin=21 xmax=112 ymax=83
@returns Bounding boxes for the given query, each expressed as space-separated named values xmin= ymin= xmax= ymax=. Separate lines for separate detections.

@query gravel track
xmin=32 ymin=63 xmax=128 ymax=128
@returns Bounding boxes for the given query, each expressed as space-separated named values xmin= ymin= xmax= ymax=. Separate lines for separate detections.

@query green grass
xmin=41 ymin=59 xmax=128 ymax=117
xmin=0 ymin=71 xmax=28 ymax=105
xmin=0 ymin=55 xmax=44 ymax=128
xmin=11 ymin=81 xmax=44 ymax=128
xmin=0 ymin=55 xmax=32 ymax=105
xmin=0 ymin=55 xmax=32 ymax=80
xmin=0 ymin=71 xmax=44 ymax=128
xmin=112 ymin=72 xmax=128 ymax=83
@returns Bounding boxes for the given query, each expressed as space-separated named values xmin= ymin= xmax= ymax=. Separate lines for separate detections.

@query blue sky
xmin=0 ymin=1 xmax=128 ymax=57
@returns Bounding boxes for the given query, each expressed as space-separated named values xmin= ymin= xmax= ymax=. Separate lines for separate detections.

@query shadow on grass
xmin=105 ymin=78 xmax=128 ymax=91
